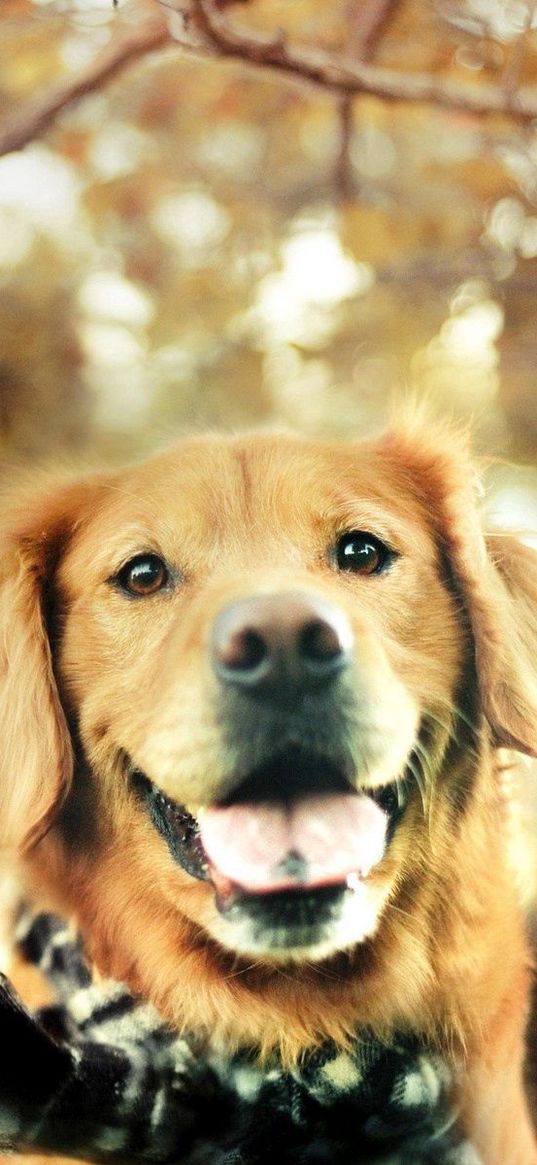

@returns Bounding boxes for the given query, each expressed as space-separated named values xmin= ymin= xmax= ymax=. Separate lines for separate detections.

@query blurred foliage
xmin=0 ymin=0 xmax=536 ymax=526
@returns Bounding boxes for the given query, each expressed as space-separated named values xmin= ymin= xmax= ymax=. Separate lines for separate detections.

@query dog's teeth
xmin=346 ymin=871 xmax=363 ymax=891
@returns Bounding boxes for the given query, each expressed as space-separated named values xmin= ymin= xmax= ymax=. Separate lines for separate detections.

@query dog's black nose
xmin=211 ymin=591 xmax=353 ymax=694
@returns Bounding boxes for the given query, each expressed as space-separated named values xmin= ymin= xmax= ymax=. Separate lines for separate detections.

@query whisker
xmin=385 ymin=901 xmax=417 ymax=924
xmin=406 ymin=753 xmax=432 ymax=835
xmin=223 ymin=960 xmax=265 ymax=980
xmin=450 ymin=703 xmax=479 ymax=733
xmin=300 ymin=961 xmax=347 ymax=985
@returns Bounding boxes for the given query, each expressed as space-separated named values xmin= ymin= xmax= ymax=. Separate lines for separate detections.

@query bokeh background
xmin=1 ymin=0 xmax=537 ymax=523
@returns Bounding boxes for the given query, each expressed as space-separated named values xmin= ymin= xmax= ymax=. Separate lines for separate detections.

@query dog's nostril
xmin=221 ymin=628 xmax=267 ymax=673
xmin=299 ymin=618 xmax=344 ymax=666
xmin=212 ymin=610 xmax=271 ymax=685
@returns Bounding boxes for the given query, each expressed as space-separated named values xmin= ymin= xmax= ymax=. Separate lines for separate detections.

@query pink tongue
xmin=199 ymin=793 xmax=387 ymax=896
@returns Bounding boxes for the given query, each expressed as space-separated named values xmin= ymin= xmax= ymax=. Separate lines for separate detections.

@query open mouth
xmin=131 ymin=748 xmax=408 ymax=914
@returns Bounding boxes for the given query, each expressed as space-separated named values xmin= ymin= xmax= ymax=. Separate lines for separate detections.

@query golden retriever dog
xmin=1 ymin=421 xmax=536 ymax=1164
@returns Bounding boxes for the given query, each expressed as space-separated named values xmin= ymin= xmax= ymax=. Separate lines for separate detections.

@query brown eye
xmin=116 ymin=554 xmax=169 ymax=597
xmin=335 ymin=531 xmax=393 ymax=576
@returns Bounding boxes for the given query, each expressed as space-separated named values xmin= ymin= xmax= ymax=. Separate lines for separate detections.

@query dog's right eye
xmin=115 ymin=554 xmax=170 ymax=597
xmin=334 ymin=531 xmax=393 ymax=575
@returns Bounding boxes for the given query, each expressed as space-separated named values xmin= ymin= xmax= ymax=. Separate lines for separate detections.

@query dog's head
xmin=1 ymin=425 xmax=537 ymax=1052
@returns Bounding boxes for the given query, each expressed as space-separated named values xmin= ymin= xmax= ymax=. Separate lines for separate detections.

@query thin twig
xmin=335 ymin=93 xmax=354 ymax=201
xmin=500 ymin=1 xmax=535 ymax=104
xmin=348 ymin=0 xmax=402 ymax=61
xmin=335 ymin=1 xmax=402 ymax=202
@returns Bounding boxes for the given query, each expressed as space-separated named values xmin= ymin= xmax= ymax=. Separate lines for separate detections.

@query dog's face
xmin=53 ymin=434 xmax=462 ymax=963
xmin=2 ymin=426 xmax=537 ymax=1053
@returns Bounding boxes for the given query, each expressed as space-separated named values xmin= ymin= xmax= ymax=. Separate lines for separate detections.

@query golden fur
xmin=1 ymin=422 xmax=537 ymax=1164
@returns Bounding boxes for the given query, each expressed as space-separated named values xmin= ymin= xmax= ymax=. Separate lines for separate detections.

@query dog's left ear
xmin=379 ymin=424 xmax=537 ymax=757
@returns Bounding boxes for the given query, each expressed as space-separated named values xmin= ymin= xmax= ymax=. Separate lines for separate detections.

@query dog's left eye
xmin=115 ymin=554 xmax=170 ymax=597
xmin=335 ymin=531 xmax=392 ymax=575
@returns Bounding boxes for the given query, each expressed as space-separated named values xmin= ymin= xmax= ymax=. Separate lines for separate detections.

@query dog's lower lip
xmin=213 ymin=881 xmax=353 ymax=926
xmin=210 ymin=865 xmax=366 ymax=915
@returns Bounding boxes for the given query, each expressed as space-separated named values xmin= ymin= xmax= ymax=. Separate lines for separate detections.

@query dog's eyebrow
xmin=322 ymin=499 xmax=415 ymax=544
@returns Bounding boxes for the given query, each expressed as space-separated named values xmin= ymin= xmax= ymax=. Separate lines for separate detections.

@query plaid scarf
xmin=0 ymin=911 xmax=481 ymax=1164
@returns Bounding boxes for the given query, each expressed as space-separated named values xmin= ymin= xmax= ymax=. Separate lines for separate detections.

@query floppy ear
xmin=0 ymin=482 xmax=76 ymax=852
xmin=379 ymin=422 xmax=537 ymax=758
xmin=465 ymin=531 xmax=537 ymax=757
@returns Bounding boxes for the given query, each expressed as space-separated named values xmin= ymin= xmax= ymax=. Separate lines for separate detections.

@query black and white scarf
xmin=0 ymin=911 xmax=481 ymax=1164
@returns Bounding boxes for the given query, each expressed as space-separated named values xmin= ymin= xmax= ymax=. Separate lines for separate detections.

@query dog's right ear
xmin=377 ymin=419 xmax=537 ymax=758
xmin=0 ymin=475 xmax=102 ymax=852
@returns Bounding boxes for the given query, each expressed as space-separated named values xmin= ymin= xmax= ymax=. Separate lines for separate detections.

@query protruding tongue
xmin=199 ymin=793 xmax=387 ymax=896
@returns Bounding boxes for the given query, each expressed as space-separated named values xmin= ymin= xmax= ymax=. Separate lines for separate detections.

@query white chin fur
xmin=207 ymin=882 xmax=381 ymax=963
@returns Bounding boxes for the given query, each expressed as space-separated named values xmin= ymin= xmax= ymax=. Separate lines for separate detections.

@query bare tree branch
xmin=3 ymin=0 xmax=537 ymax=162
xmin=190 ymin=0 xmax=537 ymax=121
xmin=0 ymin=11 xmax=171 ymax=158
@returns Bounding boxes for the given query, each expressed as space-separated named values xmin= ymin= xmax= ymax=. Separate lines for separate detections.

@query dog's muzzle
xmin=131 ymin=591 xmax=411 ymax=954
